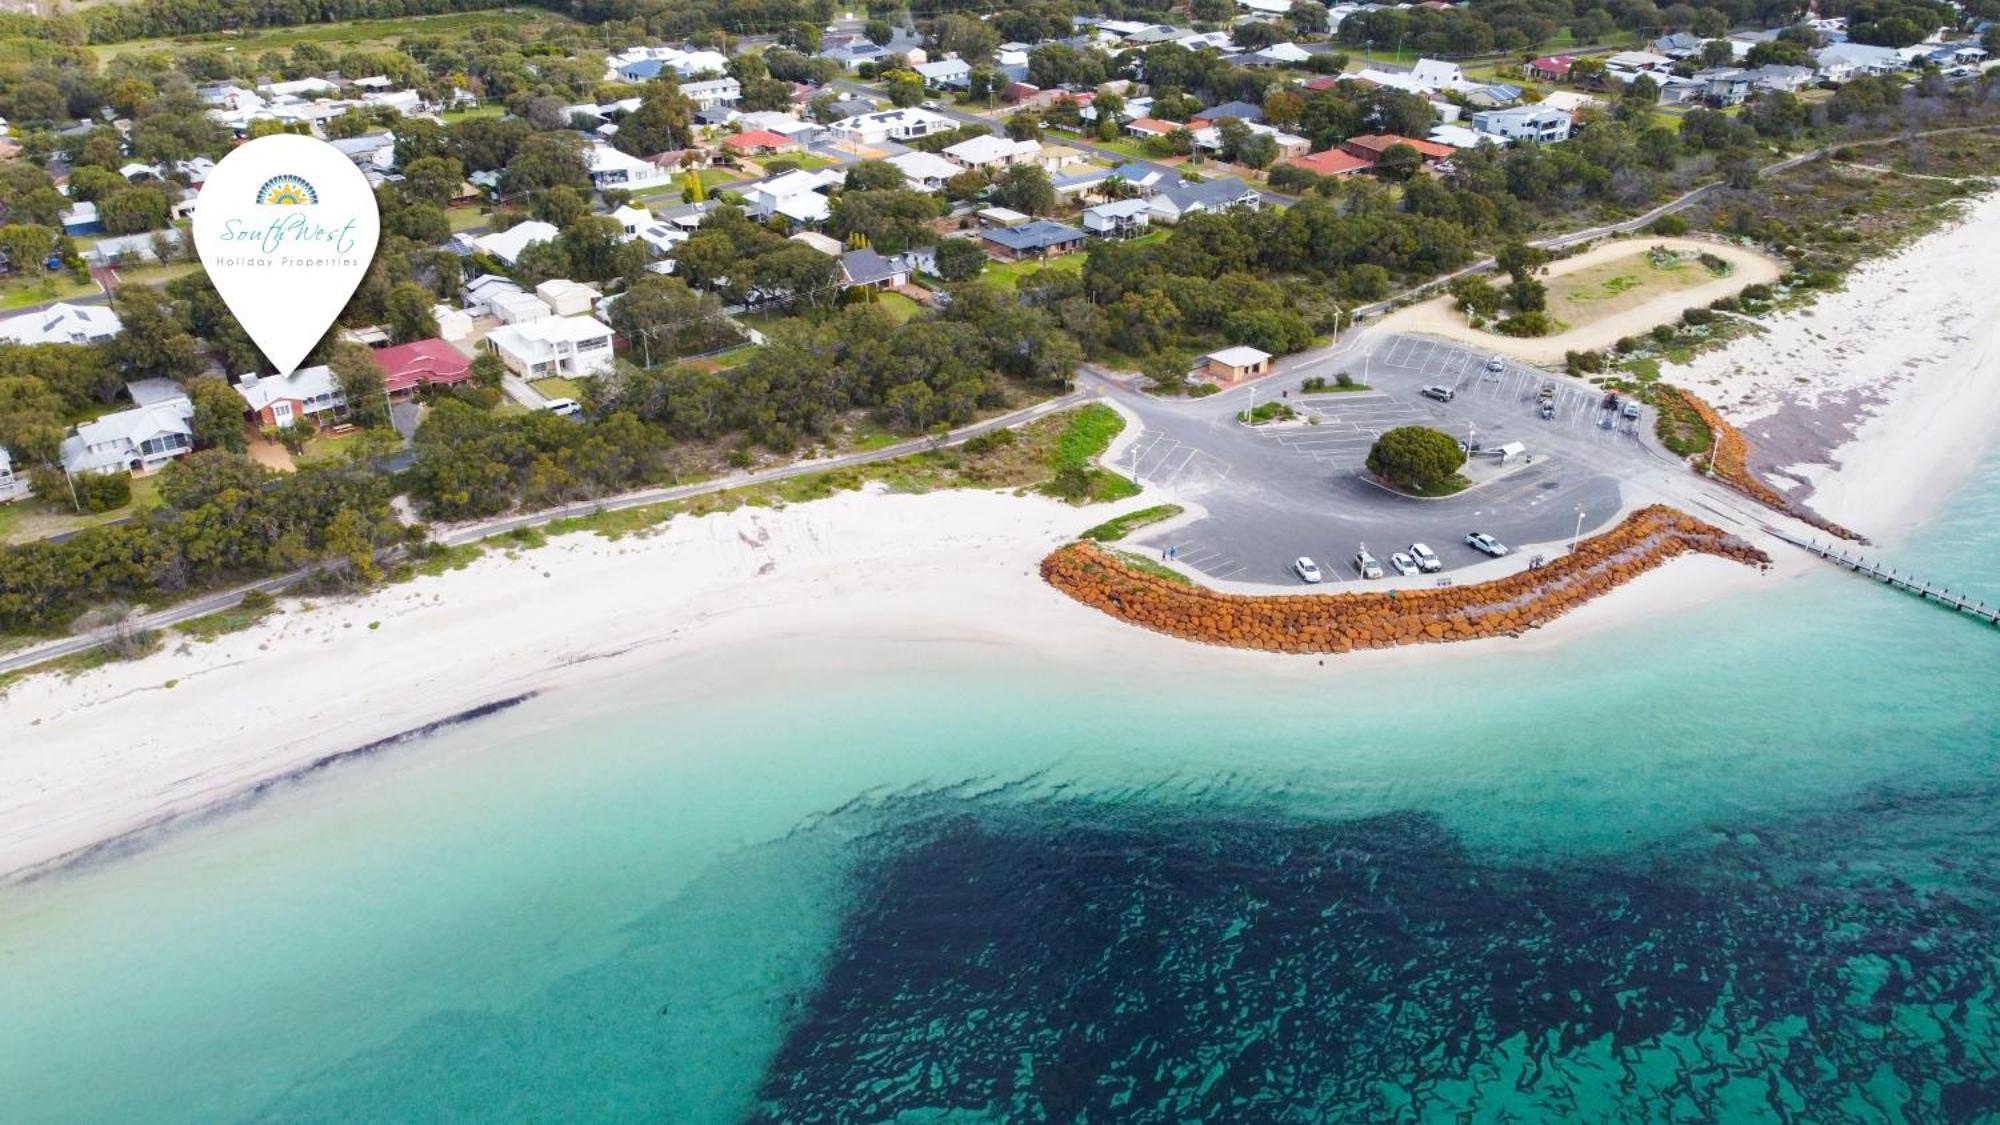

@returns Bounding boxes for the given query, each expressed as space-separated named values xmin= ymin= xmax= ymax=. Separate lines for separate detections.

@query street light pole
xmin=1573 ymin=506 xmax=1585 ymax=551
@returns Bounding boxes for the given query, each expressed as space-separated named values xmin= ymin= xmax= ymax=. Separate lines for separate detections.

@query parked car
xmin=1621 ymin=401 xmax=1642 ymax=420
xmin=1602 ymin=391 xmax=1621 ymax=410
xmin=1539 ymin=400 xmax=1556 ymax=420
xmin=1409 ymin=542 xmax=1442 ymax=572
xmin=1485 ymin=355 xmax=1505 ymax=372
xmin=1293 ymin=556 xmax=1323 ymax=583
xmin=1421 ymin=384 xmax=1455 ymax=403
xmin=1389 ymin=551 xmax=1420 ymax=576
xmin=1465 ymin=532 xmax=1509 ymax=557
xmin=543 ymin=397 xmax=581 ymax=416
xmin=1354 ymin=548 xmax=1384 ymax=579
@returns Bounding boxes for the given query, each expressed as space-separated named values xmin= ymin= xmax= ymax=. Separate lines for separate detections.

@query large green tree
xmin=1366 ymin=426 xmax=1466 ymax=491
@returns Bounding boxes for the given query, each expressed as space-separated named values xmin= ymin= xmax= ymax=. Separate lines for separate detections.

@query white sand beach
xmin=5 ymin=197 xmax=2000 ymax=881
xmin=1663 ymin=191 xmax=2000 ymax=536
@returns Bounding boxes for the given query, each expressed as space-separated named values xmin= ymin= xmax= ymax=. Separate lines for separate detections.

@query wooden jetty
xmin=1770 ymin=528 xmax=2000 ymax=627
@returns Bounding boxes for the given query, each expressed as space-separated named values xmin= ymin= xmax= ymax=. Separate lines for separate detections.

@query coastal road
xmin=0 ymin=390 xmax=1089 ymax=677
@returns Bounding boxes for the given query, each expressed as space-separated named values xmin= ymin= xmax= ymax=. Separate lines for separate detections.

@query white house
xmin=491 ymin=290 xmax=552 ymax=325
xmin=887 ymin=150 xmax=963 ymax=191
xmin=0 ymin=445 xmax=28 ymax=502
xmin=914 ymin=58 xmax=973 ymax=88
xmin=462 ymin=273 xmax=526 ymax=316
xmin=826 ymin=107 xmax=956 ymax=146
xmin=1080 ymin=197 xmax=1153 ymax=238
xmin=60 ymin=395 xmax=195 ymax=476
xmin=1471 ymin=105 xmax=1573 ymax=144
xmin=486 ymin=315 xmax=617 ymax=379
xmin=1147 ymin=178 xmax=1261 ymax=225
xmin=1410 ymin=58 xmax=1469 ymax=90
xmin=1815 ymin=43 xmax=1905 ymax=80
xmin=610 ymin=203 xmax=653 ymax=235
xmin=0 ymin=302 xmax=123 ymax=346
xmin=474 ymin=221 xmax=560 ymax=266
xmin=679 ymin=77 xmax=742 ymax=110
xmin=587 ymin=143 xmax=670 ymax=189
xmin=233 ymin=366 xmax=345 ymax=428
xmin=1540 ymin=91 xmax=1599 ymax=114
xmin=536 ymin=279 xmax=602 ymax=317
xmin=942 ymin=134 xmax=1041 ymax=171
xmin=433 ymin=304 xmax=474 ymax=340
xmin=742 ymin=168 xmax=842 ymax=224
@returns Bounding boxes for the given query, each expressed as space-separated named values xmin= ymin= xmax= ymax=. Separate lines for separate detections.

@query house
xmin=233 ymin=366 xmax=344 ymax=428
xmin=491 ymin=290 xmax=552 ymax=325
xmin=1605 ymin=51 xmax=1675 ymax=77
xmin=59 ymin=201 xmax=101 ymax=236
xmin=742 ymin=168 xmax=842 ymax=224
xmin=1147 ymin=177 xmax=1261 ymax=224
xmin=789 ymin=231 xmax=845 ymax=256
xmin=1202 ymin=345 xmax=1272 ymax=382
xmin=1429 ymin=124 xmax=1504 ymax=150
xmin=1541 ymin=90 xmax=1599 ymax=114
xmin=1052 ymin=166 xmax=1113 ymax=199
xmin=1198 ymin=100 xmax=1266 ymax=123
xmin=942 ymin=134 xmax=1041 ymax=171
xmin=474 ymin=222 xmax=559 ymax=266
xmin=1462 ymin=84 xmax=1525 ymax=110
xmin=1653 ymin=32 xmax=1708 ymax=58
xmin=1124 ymin=117 xmax=1183 ymax=139
xmin=0 ymin=302 xmax=122 ymax=346
xmin=722 ymin=129 xmax=800 ymax=156
xmin=838 ymin=248 xmax=906 ymax=291
xmin=1742 ymin=64 xmax=1816 ymax=94
xmin=679 ymin=77 xmax=742 ymax=110
xmin=433 ymin=305 xmax=474 ymax=341
xmin=1471 ymin=105 xmax=1573 ymax=143
xmin=485 ymin=316 xmax=616 ymax=379
xmin=981 ymin=219 xmax=1087 ymax=260
xmin=537 ymin=279 xmax=602 ymax=317
xmin=1340 ymin=133 xmax=1455 ymax=167
xmin=887 ymin=149 xmax=963 ymax=191
xmin=462 ymin=274 xmax=526 ymax=316
xmin=821 ymin=41 xmax=895 ymax=69
xmin=0 ymin=445 xmax=29 ymax=502
xmin=60 ymin=394 xmax=194 ymax=476
xmin=913 ymin=58 xmax=973 ymax=89
xmin=1107 ymin=162 xmax=1181 ymax=195
xmin=610 ymin=204 xmax=653 ymax=235
xmin=825 ymin=107 xmax=956 ymax=146
xmin=1692 ymin=68 xmax=1755 ymax=106
xmin=84 ymin=230 xmax=184 ymax=266
xmin=1527 ymin=55 xmax=1576 ymax=82
xmin=1814 ymin=42 xmax=1908 ymax=81
xmin=371 ymin=338 xmax=473 ymax=394
xmin=587 ymin=143 xmax=670 ymax=189
xmin=1409 ymin=59 xmax=1468 ymax=90
xmin=1189 ymin=120 xmax=1309 ymax=161
xmin=1288 ymin=148 xmax=1373 ymax=176
xmin=1079 ymin=197 xmax=1153 ymax=238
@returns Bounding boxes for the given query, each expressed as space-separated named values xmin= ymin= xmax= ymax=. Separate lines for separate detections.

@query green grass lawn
xmin=0 ymin=473 xmax=160 ymax=545
xmin=1082 ymin=503 xmax=1184 ymax=542
xmin=107 ymin=261 xmax=204 ymax=288
xmin=0 ymin=273 xmax=100 ymax=310
xmin=983 ymin=253 xmax=1085 ymax=293
xmin=531 ymin=376 xmax=586 ymax=402
xmin=865 ymin=291 xmax=922 ymax=324
xmin=447 ymin=206 xmax=491 ymax=232
xmin=295 ymin=430 xmax=362 ymax=466
xmin=440 ymin=105 xmax=506 ymax=124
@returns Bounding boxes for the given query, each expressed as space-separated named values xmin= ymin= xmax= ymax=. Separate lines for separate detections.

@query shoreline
xmin=5 ymin=203 xmax=2000 ymax=881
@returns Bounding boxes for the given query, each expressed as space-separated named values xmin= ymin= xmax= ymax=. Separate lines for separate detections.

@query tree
xmin=329 ymin=342 xmax=389 ymax=428
xmin=106 ymin=288 xmax=204 ymax=381
xmin=0 ymin=224 xmax=57 ymax=275
xmin=1373 ymin=143 xmax=1422 ymax=182
xmin=187 ymin=375 xmax=248 ymax=453
xmin=384 ymin=283 xmax=441 ymax=344
xmin=612 ymin=81 xmax=695 ymax=157
xmin=502 ymin=132 xmax=590 ymax=195
xmin=401 ymin=155 xmax=464 ymax=208
xmin=990 ymin=163 xmax=1056 ymax=216
xmin=884 ymin=70 xmax=925 ymax=107
xmin=98 ymin=187 xmax=171 ymax=235
xmin=606 ymin=274 xmax=736 ymax=362
xmin=1366 ymin=425 xmax=1465 ymax=491
xmin=844 ymin=160 xmax=907 ymax=192
xmin=531 ymin=185 xmax=589 ymax=227
xmin=1006 ymin=112 xmax=1041 ymax=141
xmin=470 ymin=353 xmax=506 ymax=388
xmin=934 ymin=238 xmax=987 ymax=281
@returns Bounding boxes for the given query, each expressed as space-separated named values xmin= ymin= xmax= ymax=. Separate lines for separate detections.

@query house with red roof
xmin=1288 ymin=148 xmax=1374 ymax=177
xmin=1340 ymin=133 xmax=1456 ymax=166
xmin=1302 ymin=75 xmax=1343 ymax=92
xmin=1527 ymin=55 xmax=1577 ymax=81
xmin=371 ymin=339 xmax=472 ymax=396
xmin=723 ymin=129 xmax=800 ymax=156
xmin=1124 ymin=117 xmax=1184 ymax=138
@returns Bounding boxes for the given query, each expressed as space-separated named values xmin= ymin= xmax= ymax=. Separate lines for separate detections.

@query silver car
xmin=1409 ymin=542 xmax=1443 ymax=572
xmin=1389 ymin=551 xmax=1420 ymax=576
xmin=1465 ymin=532 xmax=1509 ymax=557
xmin=1293 ymin=556 xmax=1324 ymax=583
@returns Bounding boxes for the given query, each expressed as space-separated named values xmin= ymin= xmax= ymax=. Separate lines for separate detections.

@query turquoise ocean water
xmin=3 ymin=457 xmax=1999 ymax=1122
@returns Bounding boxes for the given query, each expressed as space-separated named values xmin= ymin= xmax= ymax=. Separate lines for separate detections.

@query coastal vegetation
xmin=1081 ymin=504 xmax=1184 ymax=543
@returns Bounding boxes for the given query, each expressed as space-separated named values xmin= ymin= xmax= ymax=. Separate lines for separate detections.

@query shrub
xmin=1648 ymin=214 xmax=1689 ymax=236
xmin=1335 ymin=371 xmax=1356 ymax=388
xmin=1740 ymin=283 xmax=1774 ymax=301
xmin=1366 ymin=426 xmax=1466 ymax=491
xmin=1681 ymin=307 xmax=1716 ymax=326
xmin=1649 ymin=323 xmax=1677 ymax=344
xmin=1493 ymin=311 xmax=1555 ymax=337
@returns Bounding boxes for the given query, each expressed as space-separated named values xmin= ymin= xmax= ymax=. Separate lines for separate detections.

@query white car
xmin=1465 ymin=532 xmax=1509 ymax=557
xmin=1409 ymin=543 xmax=1443 ymax=572
xmin=1389 ymin=551 xmax=1420 ymax=576
xmin=543 ymin=397 xmax=581 ymax=416
xmin=1485 ymin=355 xmax=1505 ymax=372
xmin=1293 ymin=556 xmax=1323 ymax=583
xmin=1354 ymin=549 xmax=1384 ymax=579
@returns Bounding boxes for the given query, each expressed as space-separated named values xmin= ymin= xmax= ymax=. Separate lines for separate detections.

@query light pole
xmin=1573 ymin=506 xmax=1585 ymax=551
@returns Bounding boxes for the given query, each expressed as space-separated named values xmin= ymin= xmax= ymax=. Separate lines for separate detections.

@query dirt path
xmin=1374 ymin=237 xmax=1784 ymax=365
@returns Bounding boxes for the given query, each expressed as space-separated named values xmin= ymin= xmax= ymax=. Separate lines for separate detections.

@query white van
xmin=543 ymin=397 xmax=581 ymax=417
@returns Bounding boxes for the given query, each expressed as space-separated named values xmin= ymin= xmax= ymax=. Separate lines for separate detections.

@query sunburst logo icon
xmin=255 ymin=174 xmax=318 ymax=205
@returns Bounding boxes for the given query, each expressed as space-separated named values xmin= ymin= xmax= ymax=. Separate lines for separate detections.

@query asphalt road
xmin=1087 ymin=331 xmax=1671 ymax=586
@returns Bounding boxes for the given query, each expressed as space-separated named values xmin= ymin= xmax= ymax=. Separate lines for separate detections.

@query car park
xmin=1354 ymin=548 xmax=1384 ymax=579
xmin=1293 ymin=557 xmax=1323 ymax=583
xmin=1389 ymin=551 xmax=1419 ymax=576
xmin=1421 ymin=384 xmax=1455 ymax=402
xmin=1409 ymin=543 xmax=1442 ymax=572
xmin=1465 ymin=532 xmax=1509 ymax=557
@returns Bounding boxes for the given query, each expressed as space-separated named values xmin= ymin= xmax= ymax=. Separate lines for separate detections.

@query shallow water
xmin=3 ymin=457 xmax=1998 ymax=1123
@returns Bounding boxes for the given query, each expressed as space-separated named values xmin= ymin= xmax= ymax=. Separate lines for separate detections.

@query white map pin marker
xmin=192 ymin=133 xmax=381 ymax=377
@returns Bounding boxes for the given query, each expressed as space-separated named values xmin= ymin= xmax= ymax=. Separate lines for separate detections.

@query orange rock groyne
xmin=1660 ymin=385 xmax=1866 ymax=543
xmin=1042 ymin=505 xmax=1768 ymax=654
